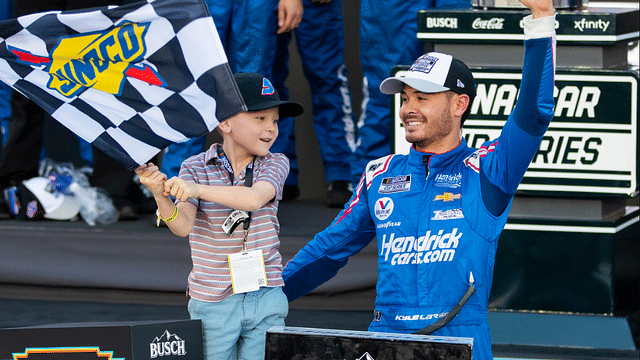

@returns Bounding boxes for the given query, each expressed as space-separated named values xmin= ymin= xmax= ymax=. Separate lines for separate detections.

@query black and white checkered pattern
xmin=0 ymin=0 xmax=246 ymax=170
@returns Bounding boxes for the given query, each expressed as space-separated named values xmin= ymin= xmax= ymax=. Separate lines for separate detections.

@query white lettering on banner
xmin=379 ymin=229 xmax=462 ymax=265
xmin=554 ymin=86 xmax=600 ymax=118
xmin=426 ymin=17 xmax=458 ymax=29
xmin=471 ymin=84 xmax=601 ymax=118
xmin=574 ymin=18 xmax=610 ymax=32
xmin=472 ymin=18 xmax=504 ymax=30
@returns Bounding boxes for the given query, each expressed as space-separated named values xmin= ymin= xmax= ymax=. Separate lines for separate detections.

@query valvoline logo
xmin=374 ymin=197 xmax=394 ymax=220
xmin=9 ymin=22 xmax=166 ymax=98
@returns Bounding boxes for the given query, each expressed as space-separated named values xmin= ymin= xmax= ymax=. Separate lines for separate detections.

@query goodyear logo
xmin=9 ymin=22 xmax=165 ymax=98
xmin=433 ymin=192 xmax=461 ymax=202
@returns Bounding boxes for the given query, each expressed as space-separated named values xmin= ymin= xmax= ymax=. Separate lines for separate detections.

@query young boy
xmin=135 ymin=72 xmax=303 ymax=360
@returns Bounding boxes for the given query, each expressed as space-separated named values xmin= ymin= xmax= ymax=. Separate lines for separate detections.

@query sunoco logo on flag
xmin=0 ymin=0 xmax=246 ymax=170
xmin=9 ymin=22 xmax=165 ymax=98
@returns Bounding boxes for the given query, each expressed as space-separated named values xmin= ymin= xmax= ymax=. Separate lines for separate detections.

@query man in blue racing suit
xmin=282 ymin=0 xmax=556 ymax=358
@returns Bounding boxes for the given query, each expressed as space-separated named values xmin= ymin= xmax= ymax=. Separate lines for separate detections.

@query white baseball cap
xmin=380 ymin=52 xmax=476 ymax=101
xmin=21 ymin=177 xmax=80 ymax=220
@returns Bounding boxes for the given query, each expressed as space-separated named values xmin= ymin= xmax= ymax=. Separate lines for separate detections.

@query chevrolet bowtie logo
xmin=433 ymin=192 xmax=461 ymax=202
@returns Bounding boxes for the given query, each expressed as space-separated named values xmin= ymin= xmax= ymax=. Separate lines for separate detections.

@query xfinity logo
xmin=574 ymin=18 xmax=610 ymax=32
xmin=426 ymin=17 xmax=458 ymax=29
xmin=150 ymin=330 xmax=187 ymax=358
xmin=472 ymin=18 xmax=504 ymax=30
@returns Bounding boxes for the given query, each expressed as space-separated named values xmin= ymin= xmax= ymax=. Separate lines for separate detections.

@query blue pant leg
xmin=229 ymin=0 xmax=278 ymax=78
xmin=237 ymin=287 xmax=288 ymax=360
xmin=161 ymin=136 xmax=206 ymax=179
xmin=188 ymin=297 xmax=242 ymax=360
xmin=294 ymin=0 xmax=355 ymax=183
xmin=270 ymin=32 xmax=299 ymax=187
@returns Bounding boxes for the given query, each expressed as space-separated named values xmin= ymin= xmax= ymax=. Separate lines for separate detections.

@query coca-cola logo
xmin=472 ymin=18 xmax=505 ymax=30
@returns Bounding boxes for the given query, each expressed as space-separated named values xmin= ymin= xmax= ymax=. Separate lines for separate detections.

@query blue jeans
xmin=188 ymin=286 xmax=288 ymax=360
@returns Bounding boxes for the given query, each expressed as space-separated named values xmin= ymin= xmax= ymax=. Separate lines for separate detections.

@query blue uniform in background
xmin=270 ymin=0 xmax=356 ymax=187
xmin=161 ymin=0 xmax=279 ymax=179
xmin=283 ymin=15 xmax=556 ymax=360
xmin=353 ymin=0 xmax=471 ymax=184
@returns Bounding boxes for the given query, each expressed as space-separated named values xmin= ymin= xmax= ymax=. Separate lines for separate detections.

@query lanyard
xmin=217 ymin=146 xmax=255 ymax=237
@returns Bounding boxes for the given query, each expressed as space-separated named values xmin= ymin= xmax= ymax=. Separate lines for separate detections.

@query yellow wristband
xmin=157 ymin=206 xmax=178 ymax=225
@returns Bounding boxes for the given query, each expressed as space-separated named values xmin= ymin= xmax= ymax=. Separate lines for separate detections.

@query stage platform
xmin=1 ymin=199 xmax=637 ymax=359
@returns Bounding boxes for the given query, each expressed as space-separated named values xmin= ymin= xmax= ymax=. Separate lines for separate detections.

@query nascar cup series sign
xmin=391 ymin=68 xmax=639 ymax=197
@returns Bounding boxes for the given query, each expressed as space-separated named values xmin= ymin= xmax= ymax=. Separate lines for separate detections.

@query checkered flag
xmin=0 ymin=0 xmax=246 ymax=170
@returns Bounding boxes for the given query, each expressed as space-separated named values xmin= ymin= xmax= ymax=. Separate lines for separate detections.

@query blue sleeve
xmin=481 ymin=36 xmax=555 ymax=216
xmin=282 ymin=178 xmax=377 ymax=302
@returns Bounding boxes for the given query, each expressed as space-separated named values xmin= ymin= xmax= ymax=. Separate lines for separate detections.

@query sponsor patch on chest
xmin=379 ymin=175 xmax=411 ymax=193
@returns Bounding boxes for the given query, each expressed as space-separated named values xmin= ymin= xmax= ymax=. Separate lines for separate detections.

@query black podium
xmin=0 ymin=320 xmax=203 ymax=360
xmin=265 ymin=326 xmax=473 ymax=360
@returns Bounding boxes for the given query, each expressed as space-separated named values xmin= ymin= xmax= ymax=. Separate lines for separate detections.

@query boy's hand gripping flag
xmin=0 ymin=0 xmax=246 ymax=170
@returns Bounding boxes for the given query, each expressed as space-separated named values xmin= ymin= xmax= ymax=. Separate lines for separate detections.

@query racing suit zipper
xmin=422 ymin=155 xmax=431 ymax=179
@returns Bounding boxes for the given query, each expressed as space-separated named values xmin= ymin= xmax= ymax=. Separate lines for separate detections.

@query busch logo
xmin=357 ymin=352 xmax=375 ymax=360
xmin=472 ymin=18 xmax=504 ymax=30
xmin=150 ymin=330 xmax=187 ymax=358
xmin=380 ymin=228 xmax=462 ymax=266
xmin=425 ymin=17 xmax=458 ymax=29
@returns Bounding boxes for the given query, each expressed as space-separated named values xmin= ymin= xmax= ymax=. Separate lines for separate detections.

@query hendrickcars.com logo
xmin=9 ymin=22 xmax=166 ymax=98
xmin=12 ymin=347 xmax=124 ymax=360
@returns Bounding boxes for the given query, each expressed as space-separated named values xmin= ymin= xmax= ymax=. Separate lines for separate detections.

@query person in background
xmin=351 ymin=0 xmax=472 ymax=185
xmin=137 ymin=73 xmax=303 ymax=360
xmin=159 ymin=0 xmax=303 ymax=183
xmin=282 ymin=0 xmax=556 ymax=358
xmin=270 ymin=0 xmax=356 ymax=207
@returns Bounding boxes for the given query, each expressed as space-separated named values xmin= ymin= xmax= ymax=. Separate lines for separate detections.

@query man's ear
xmin=454 ymin=94 xmax=470 ymax=117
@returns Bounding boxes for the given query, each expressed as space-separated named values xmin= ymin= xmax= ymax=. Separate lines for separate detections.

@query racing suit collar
xmin=408 ymin=138 xmax=468 ymax=168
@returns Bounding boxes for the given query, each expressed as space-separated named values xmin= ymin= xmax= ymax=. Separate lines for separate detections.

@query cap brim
xmin=248 ymin=100 xmax=304 ymax=119
xmin=380 ymin=75 xmax=450 ymax=95
xmin=45 ymin=196 xmax=80 ymax=220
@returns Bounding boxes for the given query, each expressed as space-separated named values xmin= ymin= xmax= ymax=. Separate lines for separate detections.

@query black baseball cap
xmin=234 ymin=72 xmax=304 ymax=118
xmin=380 ymin=52 xmax=476 ymax=102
